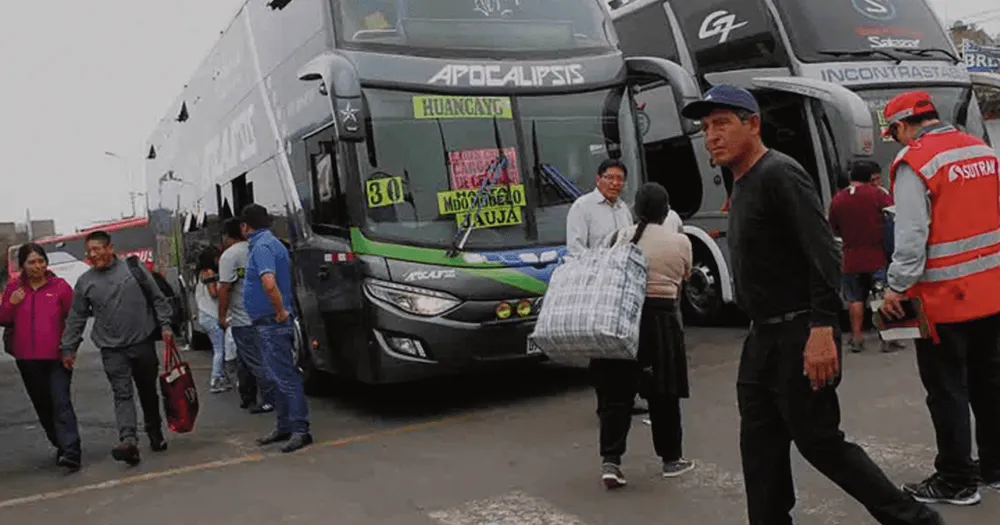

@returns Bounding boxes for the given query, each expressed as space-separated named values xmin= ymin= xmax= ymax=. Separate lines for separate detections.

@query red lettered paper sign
xmin=449 ymin=148 xmax=520 ymax=190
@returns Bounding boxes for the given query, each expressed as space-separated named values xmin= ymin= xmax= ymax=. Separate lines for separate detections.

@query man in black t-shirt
xmin=681 ymin=86 xmax=943 ymax=525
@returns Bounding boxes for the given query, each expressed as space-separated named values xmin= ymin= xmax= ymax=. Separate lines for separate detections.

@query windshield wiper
xmin=446 ymin=155 xmax=508 ymax=258
xmin=889 ymin=47 xmax=962 ymax=65
xmin=819 ymin=49 xmax=902 ymax=64
xmin=530 ymin=120 xmax=583 ymax=204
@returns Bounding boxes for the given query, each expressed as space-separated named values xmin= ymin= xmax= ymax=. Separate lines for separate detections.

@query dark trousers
xmin=232 ymin=325 xmax=276 ymax=407
xmin=590 ymin=358 xmax=683 ymax=463
xmin=737 ymin=317 xmax=939 ymax=525
xmin=16 ymin=359 xmax=81 ymax=457
xmin=914 ymin=312 xmax=1000 ymax=486
xmin=100 ymin=341 xmax=163 ymax=444
xmin=237 ymin=354 xmax=257 ymax=406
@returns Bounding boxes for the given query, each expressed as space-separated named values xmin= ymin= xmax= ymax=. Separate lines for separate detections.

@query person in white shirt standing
xmin=218 ymin=218 xmax=276 ymax=414
xmin=566 ymin=158 xmax=648 ymax=415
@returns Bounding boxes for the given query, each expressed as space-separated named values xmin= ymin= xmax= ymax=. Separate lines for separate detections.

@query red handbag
xmin=159 ymin=339 xmax=199 ymax=434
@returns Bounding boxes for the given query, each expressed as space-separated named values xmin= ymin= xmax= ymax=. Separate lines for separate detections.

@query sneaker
xmin=880 ymin=340 xmax=905 ymax=353
xmin=848 ymin=339 xmax=865 ymax=353
xmin=601 ymin=462 xmax=627 ymax=489
xmin=111 ymin=442 xmax=141 ymax=466
xmin=662 ymin=459 xmax=695 ymax=478
xmin=902 ymin=474 xmax=981 ymax=506
xmin=250 ymin=403 xmax=274 ymax=414
xmin=209 ymin=378 xmax=232 ymax=394
xmin=56 ymin=451 xmax=81 ymax=472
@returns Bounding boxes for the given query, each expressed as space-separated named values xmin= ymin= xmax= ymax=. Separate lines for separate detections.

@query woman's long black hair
xmin=630 ymin=182 xmax=671 ymax=244
xmin=195 ymin=246 xmax=220 ymax=274
xmin=17 ymin=243 xmax=48 ymax=269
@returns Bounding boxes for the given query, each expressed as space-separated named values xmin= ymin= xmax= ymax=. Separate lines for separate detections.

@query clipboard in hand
xmin=870 ymin=297 xmax=933 ymax=341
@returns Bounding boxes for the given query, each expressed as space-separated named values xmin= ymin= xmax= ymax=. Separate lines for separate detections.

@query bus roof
xmin=32 ymin=216 xmax=149 ymax=246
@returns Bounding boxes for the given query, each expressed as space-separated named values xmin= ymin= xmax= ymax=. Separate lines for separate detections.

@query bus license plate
xmin=527 ymin=340 xmax=543 ymax=355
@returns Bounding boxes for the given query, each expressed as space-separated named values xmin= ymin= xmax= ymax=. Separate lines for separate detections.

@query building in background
xmin=0 ymin=219 xmax=57 ymax=286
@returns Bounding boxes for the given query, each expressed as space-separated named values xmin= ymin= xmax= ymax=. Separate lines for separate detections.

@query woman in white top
xmin=195 ymin=246 xmax=231 ymax=393
xmin=598 ymin=182 xmax=694 ymax=489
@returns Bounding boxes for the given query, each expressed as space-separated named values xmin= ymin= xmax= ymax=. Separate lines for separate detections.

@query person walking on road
xmin=828 ymin=160 xmax=902 ymax=353
xmin=0 ymin=243 xmax=82 ymax=471
xmin=195 ymin=246 xmax=232 ymax=394
xmin=598 ymin=182 xmax=694 ymax=489
xmin=566 ymin=159 xmax=649 ymax=416
xmin=218 ymin=218 xmax=275 ymax=414
xmin=240 ymin=204 xmax=313 ymax=453
xmin=60 ymin=230 xmax=172 ymax=466
xmin=879 ymin=91 xmax=1000 ymax=505
xmin=681 ymin=85 xmax=944 ymax=525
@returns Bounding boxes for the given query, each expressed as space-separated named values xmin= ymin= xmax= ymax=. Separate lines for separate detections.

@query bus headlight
xmin=364 ymin=279 xmax=461 ymax=317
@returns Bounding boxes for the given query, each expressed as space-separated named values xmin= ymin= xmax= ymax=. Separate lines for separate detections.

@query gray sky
xmin=0 ymin=0 xmax=997 ymax=233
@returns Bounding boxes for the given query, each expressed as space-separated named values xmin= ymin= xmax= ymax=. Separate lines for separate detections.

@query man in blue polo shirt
xmin=240 ymin=204 xmax=312 ymax=453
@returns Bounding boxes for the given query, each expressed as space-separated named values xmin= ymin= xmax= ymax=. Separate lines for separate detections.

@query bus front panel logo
xmin=428 ymin=64 xmax=584 ymax=88
xmin=698 ymin=10 xmax=748 ymax=44
xmin=851 ymin=0 xmax=897 ymax=22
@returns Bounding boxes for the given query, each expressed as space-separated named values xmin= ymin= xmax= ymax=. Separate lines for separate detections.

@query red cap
xmin=882 ymin=91 xmax=937 ymax=137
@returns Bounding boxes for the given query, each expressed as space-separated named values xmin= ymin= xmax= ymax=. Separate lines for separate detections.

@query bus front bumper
xmin=365 ymin=297 xmax=546 ymax=383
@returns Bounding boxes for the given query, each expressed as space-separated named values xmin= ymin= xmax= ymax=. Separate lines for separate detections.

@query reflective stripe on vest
xmin=922 ymin=245 xmax=1000 ymax=283
xmin=918 ymin=144 xmax=999 ymax=180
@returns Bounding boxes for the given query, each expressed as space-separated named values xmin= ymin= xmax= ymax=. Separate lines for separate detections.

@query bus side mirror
xmin=625 ymin=57 xmax=701 ymax=136
xmin=298 ymin=52 xmax=366 ymax=143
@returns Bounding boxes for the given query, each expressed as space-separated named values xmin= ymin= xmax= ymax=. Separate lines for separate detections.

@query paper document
xmin=870 ymin=297 xmax=933 ymax=341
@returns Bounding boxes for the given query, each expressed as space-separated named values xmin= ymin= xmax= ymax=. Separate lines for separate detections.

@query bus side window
xmin=312 ymin=142 xmax=350 ymax=229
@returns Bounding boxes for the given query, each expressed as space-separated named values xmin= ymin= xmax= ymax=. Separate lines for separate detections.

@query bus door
xmin=970 ymin=72 xmax=1000 ymax=150
xmin=293 ymin=124 xmax=364 ymax=377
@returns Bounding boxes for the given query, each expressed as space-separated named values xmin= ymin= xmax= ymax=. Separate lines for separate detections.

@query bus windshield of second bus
xmin=354 ymin=86 xmax=642 ymax=251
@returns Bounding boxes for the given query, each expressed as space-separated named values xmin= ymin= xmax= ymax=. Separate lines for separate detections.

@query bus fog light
xmin=388 ymin=337 xmax=426 ymax=358
xmin=516 ymin=300 xmax=532 ymax=317
xmin=495 ymin=302 xmax=512 ymax=320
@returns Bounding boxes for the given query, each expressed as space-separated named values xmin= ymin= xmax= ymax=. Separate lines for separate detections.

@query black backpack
xmin=125 ymin=256 xmax=184 ymax=339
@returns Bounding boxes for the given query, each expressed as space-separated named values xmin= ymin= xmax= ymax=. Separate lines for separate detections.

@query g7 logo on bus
xmin=698 ymin=10 xmax=748 ymax=44
xmin=851 ymin=0 xmax=896 ymax=22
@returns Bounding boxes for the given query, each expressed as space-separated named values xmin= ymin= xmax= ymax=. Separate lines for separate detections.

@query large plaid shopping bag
xmin=529 ymin=236 xmax=647 ymax=368
xmin=159 ymin=338 xmax=199 ymax=433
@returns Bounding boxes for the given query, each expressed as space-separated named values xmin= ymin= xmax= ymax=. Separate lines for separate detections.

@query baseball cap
xmin=681 ymin=85 xmax=761 ymax=120
xmin=881 ymin=91 xmax=937 ymax=138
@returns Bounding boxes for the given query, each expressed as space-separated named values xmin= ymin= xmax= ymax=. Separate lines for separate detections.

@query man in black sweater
xmin=681 ymin=86 xmax=943 ymax=525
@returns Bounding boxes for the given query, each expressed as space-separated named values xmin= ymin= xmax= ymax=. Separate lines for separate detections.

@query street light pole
xmin=105 ymin=151 xmax=145 ymax=218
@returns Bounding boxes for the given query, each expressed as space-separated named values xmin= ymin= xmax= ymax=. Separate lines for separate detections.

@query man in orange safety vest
xmin=881 ymin=90 xmax=1000 ymax=506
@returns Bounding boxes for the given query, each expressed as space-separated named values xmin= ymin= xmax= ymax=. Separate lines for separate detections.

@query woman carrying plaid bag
xmin=595 ymin=182 xmax=694 ymax=489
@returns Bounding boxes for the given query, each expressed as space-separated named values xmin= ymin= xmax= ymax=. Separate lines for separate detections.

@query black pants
xmin=16 ymin=359 xmax=81 ymax=457
xmin=237 ymin=352 xmax=258 ymax=406
xmin=590 ymin=358 xmax=682 ymax=463
xmin=914 ymin=312 xmax=1000 ymax=487
xmin=737 ymin=317 xmax=939 ymax=525
xmin=100 ymin=341 xmax=163 ymax=444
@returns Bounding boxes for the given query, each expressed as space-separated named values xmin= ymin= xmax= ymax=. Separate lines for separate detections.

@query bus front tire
xmin=681 ymin=248 xmax=724 ymax=325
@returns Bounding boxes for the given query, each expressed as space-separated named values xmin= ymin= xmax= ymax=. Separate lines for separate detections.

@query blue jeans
xmin=198 ymin=311 xmax=226 ymax=381
xmin=231 ymin=325 xmax=276 ymax=407
xmin=16 ymin=359 xmax=81 ymax=457
xmin=254 ymin=316 xmax=310 ymax=434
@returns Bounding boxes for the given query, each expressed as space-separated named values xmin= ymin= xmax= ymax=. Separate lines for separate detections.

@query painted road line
xmin=0 ymin=416 xmax=469 ymax=510
xmin=429 ymin=491 xmax=588 ymax=525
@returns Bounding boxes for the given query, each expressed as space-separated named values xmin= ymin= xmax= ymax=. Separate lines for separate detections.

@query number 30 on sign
xmin=365 ymin=177 xmax=405 ymax=208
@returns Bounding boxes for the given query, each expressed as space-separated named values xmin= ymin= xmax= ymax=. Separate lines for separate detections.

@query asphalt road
xmin=0 ymin=326 xmax=996 ymax=524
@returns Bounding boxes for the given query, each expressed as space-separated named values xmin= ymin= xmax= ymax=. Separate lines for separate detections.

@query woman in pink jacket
xmin=0 ymin=243 xmax=81 ymax=471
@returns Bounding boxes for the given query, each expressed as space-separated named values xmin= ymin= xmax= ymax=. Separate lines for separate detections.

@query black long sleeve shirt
xmin=727 ymin=150 xmax=842 ymax=328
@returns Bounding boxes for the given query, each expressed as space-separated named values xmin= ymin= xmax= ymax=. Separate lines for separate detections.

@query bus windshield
xmin=855 ymin=86 xmax=976 ymax=174
xmin=772 ymin=0 xmax=954 ymax=63
xmin=357 ymin=86 xmax=640 ymax=250
xmin=336 ymin=0 xmax=613 ymax=56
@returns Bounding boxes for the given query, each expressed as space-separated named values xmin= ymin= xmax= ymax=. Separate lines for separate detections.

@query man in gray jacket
xmin=60 ymin=230 xmax=174 ymax=466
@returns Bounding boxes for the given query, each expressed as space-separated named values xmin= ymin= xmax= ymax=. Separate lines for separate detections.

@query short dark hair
xmin=850 ymin=160 xmax=882 ymax=183
xmin=902 ymin=110 xmax=940 ymax=127
xmin=84 ymin=230 xmax=112 ymax=245
xmin=223 ymin=218 xmax=244 ymax=241
xmin=597 ymin=158 xmax=627 ymax=178
xmin=240 ymin=204 xmax=271 ymax=230
xmin=733 ymin=108 xmax=756 ymax=122
xmin=17 ymin=243 xmax=48 ymax=269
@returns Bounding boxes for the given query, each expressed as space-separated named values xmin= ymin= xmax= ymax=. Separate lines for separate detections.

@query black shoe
xmin=111 ymin=443 xmax=141 ymax=466
xmin=240 ymin=399 xmax=254 ymax=410
xmin=280 ymin=433 xmax=313 ymax=453
xmin=56 ymin=451 xmax=82 ymax=472
xmin=149 ymin=430 xmax=168 ymax=452
xmin=249 ymin=403 xmax=274 ymax=415
xmin=256 ymin=430 xmax=292 ymax=446
xmin=902 ymin=474 xmax=981 ymax=506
